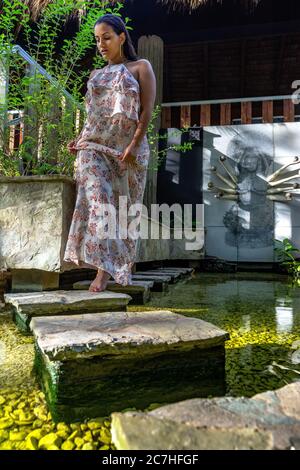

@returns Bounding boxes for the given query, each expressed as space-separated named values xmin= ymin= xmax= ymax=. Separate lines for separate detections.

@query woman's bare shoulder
xmin=135 ymin=59 xmax=153 ymax=83
xmin=136 ymin=59 xmax=152 ymax=69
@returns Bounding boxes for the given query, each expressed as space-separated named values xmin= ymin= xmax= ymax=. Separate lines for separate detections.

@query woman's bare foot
xmin=89 ymin=269 xmax=111 ymax=292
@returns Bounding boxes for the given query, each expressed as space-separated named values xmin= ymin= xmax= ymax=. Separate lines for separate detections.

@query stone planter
xmin=0 ymin=176 xmax=204 ymax=292
xmin=0 ymin=176 xmax=76 ymax=291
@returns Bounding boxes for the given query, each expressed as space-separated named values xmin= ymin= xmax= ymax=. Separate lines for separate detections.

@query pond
xmin=0 ymin=272 xmax=299 ymax=450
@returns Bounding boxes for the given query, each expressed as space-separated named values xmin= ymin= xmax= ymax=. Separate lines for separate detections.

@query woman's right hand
xmin=67 ymin=139 xmax=77 ymax=155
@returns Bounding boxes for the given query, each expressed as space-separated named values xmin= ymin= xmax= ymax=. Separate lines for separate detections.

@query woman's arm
xmin=131 ymin=59 xmax=156 ymax=148
xmin=119 ymin=60 xmax=156 ymax=167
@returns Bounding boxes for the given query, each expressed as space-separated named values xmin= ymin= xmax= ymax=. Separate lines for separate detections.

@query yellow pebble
xmin=99 ymin=428 xmax=111 ymax=445
xmin=0 ymin=417 xmax=14 ymax=429
xmin=56 ymin=423 xmax=71 ymax=433
xmin=9 ymin=430 xmax=27 ymax=441
xmin=3 ymin=405 xmax=13 ymax=414
xmin=87 ymin=418 xmax=105 ymax=430
xmin=83 ymin=430 xmax=93 ymax=442
xmin=70 ymin=423 xmax=80 ymax=431
xmin=25 ymin=436 xmax=39 ymax=450
xmin=99 ymin=444 xmax=110 ymax=450
xmin=82 ymin=442 xmax=94 ymax=450
xmin=61 ymin=440 xmax=75 ymax=450
xmin=38 ymin=433 xmax=62 ymax=450
xmin=32 ymin=419 xmax=43 ymax=429
xmin=15 ymin=441 xmax=27 ymax=450
xmin=0 ymin=440 xmax=14 ymax=450
xmin=56 ymin=430 xmax=69 ymax=440
xmin=17 ymin=401 xmax=26 ymax=409
xmin=27 ymin=429 xmax=44 ymax=441
xmin=69 ymin=430 xmax=79 ymax=440
xmin=0 ymin=430 xmax=8 ymax=443
xmin=74 ymin=437 xmax=85 ymax=448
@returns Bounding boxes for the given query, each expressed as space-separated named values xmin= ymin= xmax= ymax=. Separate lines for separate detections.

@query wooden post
xmin=138 ymin=35 xmax=164 ymax=209
xmin=161 ymin=106 xmax=171 ymax=128
xmin=262 ymin=100 xmax=273 ymax=123
xmin=200 ymin=104 xmax=211 ymax=126
xmin=180 ymin=105 xmax=191 ymax=128
xmin=220 ymin=103 xmax=231 ymax=125
xmin=283 ymin=99 xmax=295 ymax=122
xmin=241 ymin=101 xmax=252 ymax=124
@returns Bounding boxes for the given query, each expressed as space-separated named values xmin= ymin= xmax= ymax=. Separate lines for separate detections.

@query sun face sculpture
xmin=208 ymin=154 xmax=300 ymax=248
xmin=208 ymin=155 xmax=300 ymax=203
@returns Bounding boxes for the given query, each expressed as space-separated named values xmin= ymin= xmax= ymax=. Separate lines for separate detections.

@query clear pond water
xmin=0 ymin=272 xmax=300 ymax=449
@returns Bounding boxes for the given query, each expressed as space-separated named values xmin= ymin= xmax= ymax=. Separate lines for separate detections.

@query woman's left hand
xmin=119 ymin=144 xmax=138 ymax=166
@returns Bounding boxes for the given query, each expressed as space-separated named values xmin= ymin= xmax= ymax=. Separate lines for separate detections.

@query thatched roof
xmin=159 ymin=0 xmax=261 ymax=12
xmin=17 ymin=0 xmax=262 ymax=21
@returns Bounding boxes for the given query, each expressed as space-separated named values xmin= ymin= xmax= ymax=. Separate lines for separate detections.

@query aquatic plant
xmin=274 ymin=238 xmax=300 ymax=285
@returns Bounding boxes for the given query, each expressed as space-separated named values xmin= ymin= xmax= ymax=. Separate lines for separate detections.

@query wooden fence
xmin=161 ymin=95 xmax=298 ymax=128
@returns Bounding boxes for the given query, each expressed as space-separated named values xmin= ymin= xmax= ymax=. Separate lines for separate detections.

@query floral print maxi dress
xmin=63 ymin=63 xmax=150 ymax=285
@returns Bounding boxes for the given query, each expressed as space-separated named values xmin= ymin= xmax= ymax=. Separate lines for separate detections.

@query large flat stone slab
xmin=31 ymin=310 xmax=229 ymax=361
xmin=31 ymin=311 xmax=229 ymax=422
xmin=4 ymin=290 xmax=131 ymax=333
xmin=111 ymin=382 xmax=300 ymax=450
xmin=73 ymin=279 xmax=153 ymax=304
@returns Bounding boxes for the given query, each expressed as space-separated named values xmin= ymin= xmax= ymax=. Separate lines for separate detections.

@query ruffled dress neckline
xmin=104 ymin=62 xmax=140 ymax=89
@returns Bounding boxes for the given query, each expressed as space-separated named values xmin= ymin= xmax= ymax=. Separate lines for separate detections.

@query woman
xmin=64 ymin=14 xmax=156 ymax=292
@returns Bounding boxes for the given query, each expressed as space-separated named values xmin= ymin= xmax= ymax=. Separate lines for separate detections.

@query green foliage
xmin=147 ymin=103 xmax=195 ymax=171
xmin=0 ymin=0 xmax=127 ymax=176
xmin=0 ymin=0 xmax=194 ymax=177
xmin=274 ymin=238 xmax=300 ymax=284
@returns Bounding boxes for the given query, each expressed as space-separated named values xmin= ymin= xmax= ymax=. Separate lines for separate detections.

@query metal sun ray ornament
xmin=208 ymin=155 xmax=300 ymax=204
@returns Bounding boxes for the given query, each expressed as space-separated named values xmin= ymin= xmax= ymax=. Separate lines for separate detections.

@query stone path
xmin=73 ymin=266 xmax=194 ymax=298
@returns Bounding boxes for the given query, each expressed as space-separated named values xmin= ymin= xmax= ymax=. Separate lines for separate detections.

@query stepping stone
xmin=31 ymin=311 xmax=229 ymax=422
xmin=73 ymin=280 xmax=153 ymax=305
xmin=155 ymin=267 xmax=194 ymax=277
xmin=132 ymin=275 xmax=169 ymax=292
xmin=161 ymin=267 xmax=194 ymax=274
xmin=135 ymin=271 xmax=180 ymax=283
xmin=4 ymin=290 xmax=131 ymax=334
xmin=111 ymin=382 xmax=300 ymax=450
xmin=146 ymin=270 xmax=185 ymax=281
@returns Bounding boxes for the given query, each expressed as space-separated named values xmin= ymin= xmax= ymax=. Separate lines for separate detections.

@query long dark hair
xmin=94 ymin=14 xmax=139 ymax=62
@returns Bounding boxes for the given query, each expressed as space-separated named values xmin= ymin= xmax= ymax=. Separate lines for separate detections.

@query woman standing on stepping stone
xmin=64 ymin=14 xmax=156 ymax=292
